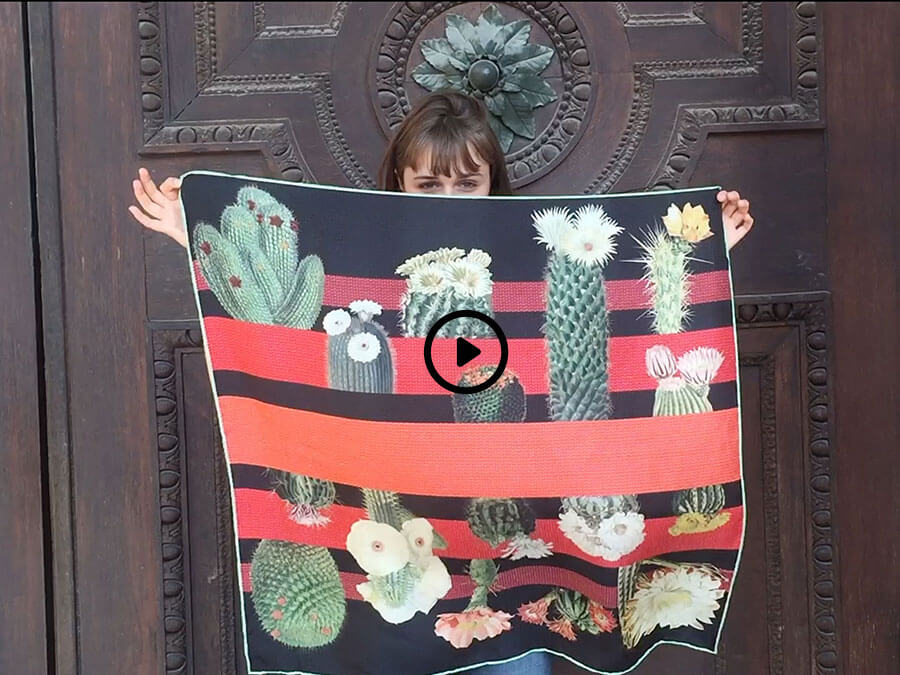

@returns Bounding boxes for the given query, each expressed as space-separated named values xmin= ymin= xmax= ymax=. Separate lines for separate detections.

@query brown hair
xmin=377 ymin=91 xmax=513 ymax=195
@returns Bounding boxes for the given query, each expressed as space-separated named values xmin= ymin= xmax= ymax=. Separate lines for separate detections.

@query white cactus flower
xmin=349 ymin=299 xmax=383 ymax=322
xmin=346 ymin=520 xmax=410 ymax=576
xmin=560 ymin=204 xmax=622 ymax=267
xmin=464 ymin=248 xmax=492 ymax=268
xmin=441 ymin=259 xmax=492 ymax=298
xmin=532 ymin=207 xmax=573 ymax=252
xmin=500 ymin=534 xmax=554 ymax=560
xmin=346 ymin=332 xmax=382 ymax=363
xmin=677 ymin=347 xmax=725 ymax=387
xmin=323 ymin=308 xmax=352 ymax=336
xmin=646 ymin=345 xmax=678 ymax=379
xmin=409 ymin=265 xmax=447 ymax=295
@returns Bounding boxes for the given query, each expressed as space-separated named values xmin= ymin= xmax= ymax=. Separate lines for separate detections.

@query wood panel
xmin=0 ymin=2 xmax=49 ymax=672
xmin=49 ymin=2 xmax=163 ymax=673
xmin=824 ymin=4 xmax=900 ymax=674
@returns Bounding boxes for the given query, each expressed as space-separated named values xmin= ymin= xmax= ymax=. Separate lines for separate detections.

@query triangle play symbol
xmin=456 ymin=337 xmax=481 ymax=367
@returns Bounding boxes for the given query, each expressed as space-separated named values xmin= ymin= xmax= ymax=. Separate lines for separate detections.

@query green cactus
xmin=250 ymin=540 xmax=346 ymax=648
xmin=368 ymin=565 xmax=418 ymax=607
xmin=395 ymin=247 xmax=495 ymax=338
xmin=555 ymin=589 xmax=601 ymax=634
xmin=361 ymin=489 xmax=447 ymax=549
xmin=268 ymin=470 xmax=336 ymax=525
xmin=451 ymin=366 xmax=526 ymax=423
xmin=618 ymin=562 xmax=642 ymax=649
xmin=673 ymin=484 xmax=726 ymax=516
xmin=561 ymin=495 xmax=640 ymax=529
xmin=401 ymin=290 xmax=494 ymax=338
xmin=544 ymin=252 xmax=612 ymax=421
xmin=652 ymin=378 xmax=713 ymax=416
xmin=467 ymin=498 xmax=536 ymax=547
xmin=637 ymin=229 xmax=693 ymax=335
xmin=327 ymin=316 xmax=394 ymax=393
xmin=193 ymin=185 xmax=324 ymax=328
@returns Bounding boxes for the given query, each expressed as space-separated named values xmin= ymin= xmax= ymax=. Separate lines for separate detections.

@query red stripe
xmin=239 ymin=564 xmax=621 ymax=607
xmin=239 ymin=563 xmax=735 ymax=609
xmin=221 ymin=398 xmax=741 ymax=497
xmin=202 ymin=316 xmax=736 ymax=394
xmin=193 ymin=262 xmax=731 ymax=313
xmin=233 ymin=489 xmax=743 ymax=566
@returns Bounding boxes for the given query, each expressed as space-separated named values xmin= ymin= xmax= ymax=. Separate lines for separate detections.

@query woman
xmin=129 ymin=92 xmax=753 ymax=675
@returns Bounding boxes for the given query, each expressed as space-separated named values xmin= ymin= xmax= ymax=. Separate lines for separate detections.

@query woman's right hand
xmin=129 ymin=167 xmax=188 ymax=249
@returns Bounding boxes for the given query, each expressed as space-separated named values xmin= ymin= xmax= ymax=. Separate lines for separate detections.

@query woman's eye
xmin=418 ymin=182 xmax=440 ymax=190
xmin=458 ymin=181 xmax=478 ymax=190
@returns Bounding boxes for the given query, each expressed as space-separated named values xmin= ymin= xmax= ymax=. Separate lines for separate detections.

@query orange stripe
xmin=219 ymin=397 xmax=740 ymax=497
xmin=234 ymin=490 xmax=743 ymax=566
xmin=194 ymin=262 xmax=732 ymax=313
xmin=202 ymin=316 xmax=736 ymax=394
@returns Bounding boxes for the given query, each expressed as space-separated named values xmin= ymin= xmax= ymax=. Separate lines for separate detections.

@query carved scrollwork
xmin=152 ymin=327 xmax=204 ymax=674
xmin=615 ymin=2 xmax=705 ymax=26
xmin=646 ymin=2 xmax=820 ymax=190
xmin=736 ymin=295 xmax=838 ymax=674
xmin=253 ymin=1 xmax=350 ymax=38
xmin=375 ymin=1 xmax=594 ymax=186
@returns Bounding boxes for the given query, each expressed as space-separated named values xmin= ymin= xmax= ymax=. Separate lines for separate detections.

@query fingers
xmin=128 ymin=205 xmax=164 ymax=232
xmin=133 ymin=179 xmax=164 ymax=218
xmin=722 ymin=202 xmax=739 ymax=219
xmin=138 ymin=167 xmax=166 ymax=206
xmin=159 ymin=176 xmax=182 ymax=200
xmin=717 ymin=190 xmax=727 ymax=202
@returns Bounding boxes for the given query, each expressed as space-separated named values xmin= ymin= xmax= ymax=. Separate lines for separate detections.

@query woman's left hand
xmin=717 ymin=190 xmax=754 ymax=251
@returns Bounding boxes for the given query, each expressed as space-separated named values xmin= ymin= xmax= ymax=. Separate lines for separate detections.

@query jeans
xmin=470 ymin=651 xmax=553 ymax=674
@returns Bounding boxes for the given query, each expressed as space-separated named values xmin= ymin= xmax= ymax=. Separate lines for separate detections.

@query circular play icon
xmin=423 ymin=310 xmax=509 ymax=394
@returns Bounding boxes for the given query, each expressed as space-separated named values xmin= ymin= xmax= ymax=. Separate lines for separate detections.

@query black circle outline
xmin=423 ymin=311 xmax=509 ymax=394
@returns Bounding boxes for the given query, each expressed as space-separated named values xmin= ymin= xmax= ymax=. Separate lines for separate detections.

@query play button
xmin=456 ymin=338 xmax=481 ymax=367
xmin=423 ymin=310 xmax=509 ymax=394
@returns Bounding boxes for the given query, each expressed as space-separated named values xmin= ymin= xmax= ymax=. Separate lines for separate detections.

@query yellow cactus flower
xmin=661 ymin=202 xmax=713 ymax=243
xmin=668 ymin=510 xmax=731 ymax=536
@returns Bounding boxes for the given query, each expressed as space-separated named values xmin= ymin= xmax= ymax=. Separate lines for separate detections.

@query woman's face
xmin=400 ymin=146 xmax=491 ymax=196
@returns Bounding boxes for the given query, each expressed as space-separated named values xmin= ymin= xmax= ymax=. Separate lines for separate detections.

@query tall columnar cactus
xmin=395 ymin=247 xmax=494 ymax=338
xmin=193 ymin=185 xmax=324 ymax=328
xmin=250 ymin=540 xmax=346 ymax=648
xmin=268 ymin=469 xmax=336 ymax=526
xmin=532 ymin=205 xmax=622 ymax=421
xmin=324 ymin=300 xmax=394 ymax=394
xmin=451 ymin=366 xmax=526 ymax=423
xmin=646 ymin=345 xmax=724 ymax=416
xmin=637 ymin=202 xmax=714 ymax=334
xmin=669 ymin=484 xmax=731 ymax=535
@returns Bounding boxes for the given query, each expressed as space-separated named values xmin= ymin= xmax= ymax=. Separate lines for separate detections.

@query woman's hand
xmin=718 ymin=190 xmax=754 ymax=251
xmin=128 ymin=167 xmax=188 ymax=249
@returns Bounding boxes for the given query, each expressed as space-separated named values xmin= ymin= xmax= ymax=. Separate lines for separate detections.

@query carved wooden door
xmin=36 ymin=2 xmax=900 ymax=674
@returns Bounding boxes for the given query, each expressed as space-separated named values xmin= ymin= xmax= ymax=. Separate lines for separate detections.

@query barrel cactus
xmin=395 ymin=247 xmax=494 ymax=338
xmin=268 ymin=469 xmax=336 ymax=526
xmin=646 ymin=345 xmax=724 ymax=416
xmin=192 ymin=185 xmax=324 ymax=328
xmin=636 ymin=202 xmax=714 ymax=334
xmin=467 ymin=498 xmax=535 ymax=547
xmin=452 ymin=366 xmax=526 ymax=422
xmin=532 ymin=205 xmax=621 ymax=421
xmin=669 ymin=484 xmax=731 ymax=535
xmin=250 ymin=540 xmax=346 ymax=648
xmin=324 ymin=300 xmax=394 ymax=394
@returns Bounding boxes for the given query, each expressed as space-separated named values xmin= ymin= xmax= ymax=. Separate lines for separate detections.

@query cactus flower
xmin=346 ymin=332 xmax=382 ymax=363
xmin=661 ymin=202 xmax=713 ymax=243
xmin=346 ymin=520 xmax=410 ymax=576
xmin=677 ymin=347 xmax=725 ymax=387
xmin=323 ymin=308 xmax=351 ymax=336
xmin=646 ymin=345 xmax=678 ymax=379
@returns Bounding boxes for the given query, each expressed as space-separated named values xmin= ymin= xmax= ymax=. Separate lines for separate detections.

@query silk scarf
xmin=180 ymin=172 xmax=745 ymax=675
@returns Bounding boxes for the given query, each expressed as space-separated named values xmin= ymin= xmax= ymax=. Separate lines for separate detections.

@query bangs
xmin=400 ymin=127 xmax=491 ymax=178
